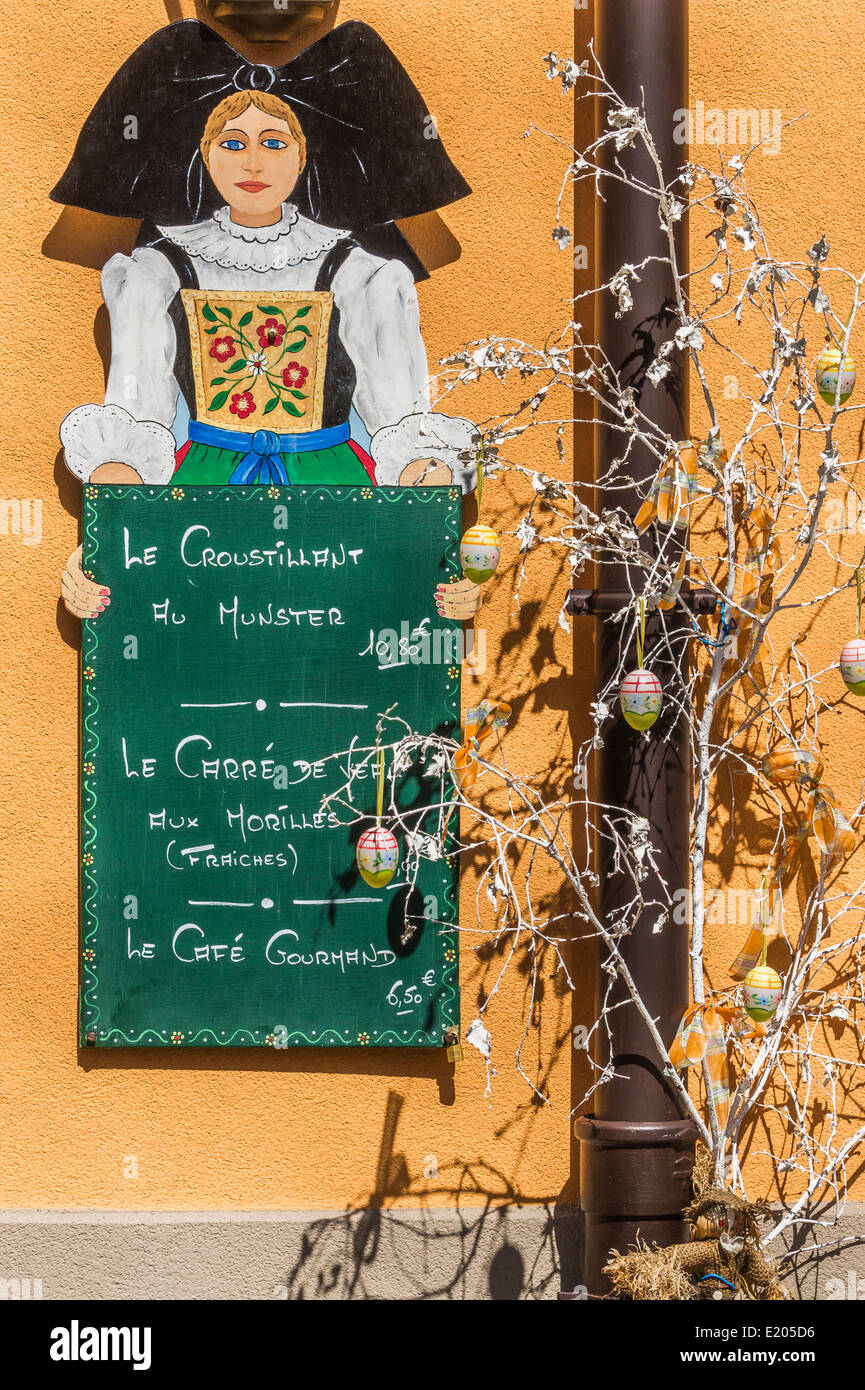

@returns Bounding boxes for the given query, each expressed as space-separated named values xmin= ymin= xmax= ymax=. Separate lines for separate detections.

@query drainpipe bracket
xmin=567 ymin=588 xmax=716 ymax=617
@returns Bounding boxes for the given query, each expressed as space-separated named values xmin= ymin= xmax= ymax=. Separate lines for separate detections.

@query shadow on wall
xmin=278 ymin=1199 xmax=581 ymax=1300
xmin=278 ymin=1089 xmax=581 ymax=1299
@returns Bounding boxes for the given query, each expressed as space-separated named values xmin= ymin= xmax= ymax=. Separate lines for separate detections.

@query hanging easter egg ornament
xmin=357 ymin=825 xmax=399 ymax=888
xmin=460 ymin=450 xmax=500 ymax=584
xmin=742 ymin=964 xmax=783 ymax=1022
xmin=840 ymin=637 xmax=865 ymax=694
xmin=460 ymin=523 xmax=501 ymax=584
xmin=620 ymin=600 xmax=663 ymax=730
xmin=815 ymin=340 xmax=856 ymax=407
xmin=457 ymin=446 xmax=500 ymax=672
xmin=356 ymin=748 xmax=399 ymax=888
xmin=620 ymin=669 xmax=663 ymax=730
xmin=840 ymin=569 xmax=865 ymax=694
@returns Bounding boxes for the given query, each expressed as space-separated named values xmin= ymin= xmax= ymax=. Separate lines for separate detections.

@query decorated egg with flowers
xmin=742 ymin=964 xmax=783 ymax=1022
xmin=460 ymin=524 xmax=501 ymax=585
xmin=620 ymin=669 xmax=663 ymax=731
xmin=356 ymin=826 xmax=399 ymax=888
xmin=840 ymin=637 xmax=865 ymax=695
xmin=815 ymin=345 xmax=857 ymax=407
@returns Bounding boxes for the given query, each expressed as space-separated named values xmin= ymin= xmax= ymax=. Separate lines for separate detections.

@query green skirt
xmin=173 ymin=439 xmax=373 ymax=486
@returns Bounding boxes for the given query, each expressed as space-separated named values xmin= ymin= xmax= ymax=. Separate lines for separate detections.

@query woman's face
xmin=207 ymin=104 xmax=301 ymax=225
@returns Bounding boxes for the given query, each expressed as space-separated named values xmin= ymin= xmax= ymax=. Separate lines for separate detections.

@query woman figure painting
xmin=56 ymin=22 xmax=483 ymax=626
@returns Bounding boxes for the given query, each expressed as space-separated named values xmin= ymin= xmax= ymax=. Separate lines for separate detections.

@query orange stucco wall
xmin=4 ymin=0 xmax=865 ymax=1214
xmin=1 ymin=0 xmax=584 ymax=1212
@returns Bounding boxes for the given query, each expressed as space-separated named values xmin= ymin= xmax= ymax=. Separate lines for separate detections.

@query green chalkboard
xmin=80 ymin=484 xmax=461 ymax=1049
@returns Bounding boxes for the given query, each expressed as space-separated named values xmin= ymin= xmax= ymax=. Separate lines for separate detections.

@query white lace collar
xmin=157 ymin=203 xmax=350 ymax=273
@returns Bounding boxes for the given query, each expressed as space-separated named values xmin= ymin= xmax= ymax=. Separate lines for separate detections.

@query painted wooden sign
xmin=80 ymin=483 xmax=461 ymax=1048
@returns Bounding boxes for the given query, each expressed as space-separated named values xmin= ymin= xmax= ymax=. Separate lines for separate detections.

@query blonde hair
xmin=200 ymin=90 xmax=307 ymax=172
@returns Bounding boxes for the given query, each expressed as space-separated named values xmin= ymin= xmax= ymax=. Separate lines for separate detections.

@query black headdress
xmin=51 ymin=19 xmax=470 ymax=278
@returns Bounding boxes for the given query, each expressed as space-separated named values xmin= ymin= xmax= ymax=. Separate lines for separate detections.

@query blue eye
xmin=220 ymin=139 xmax=244 ymax=151
xmin=262 ymin=139 xmax=287 ymax=150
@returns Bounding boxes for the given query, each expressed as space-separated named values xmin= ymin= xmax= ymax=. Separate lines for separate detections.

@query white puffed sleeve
xmin=332 ymin=249 xmax=478 ymax=491
xmin=60 ymin=247 xmax=181 ymax=483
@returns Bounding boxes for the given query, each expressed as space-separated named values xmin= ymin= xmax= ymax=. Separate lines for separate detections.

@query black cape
xmin=50 ymin=19 xmax=470 ymax=279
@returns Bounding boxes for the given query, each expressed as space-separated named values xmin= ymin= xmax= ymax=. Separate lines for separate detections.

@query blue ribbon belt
xmin=188 ymin=420 xmax=351 ymax=485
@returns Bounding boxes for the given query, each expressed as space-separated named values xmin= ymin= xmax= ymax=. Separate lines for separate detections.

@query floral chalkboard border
xmin=80 ymin=483 xmax=461 ymax=1048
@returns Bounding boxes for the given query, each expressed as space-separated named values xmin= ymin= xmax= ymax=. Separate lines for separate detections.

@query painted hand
xmin=397 ymin=457 xmax=454 ymax=487
xmin=436 ymin=578 xmax=482 ymax=620
xmin=88 ymin=462 xmax=144 ymax=484
xmin=62 ymin=545 xmax=110 ymax=620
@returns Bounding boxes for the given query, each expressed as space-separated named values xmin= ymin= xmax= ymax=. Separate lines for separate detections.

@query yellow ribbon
xmin=762 ymin=747 xmax=855 ymax=860
xmin=729 ymin=745 xmax=855 ymax=979
xmin=375 ymin=746 xmax=385 ymax=823
xmin=728 ymin=875 xmax=782 ymax=982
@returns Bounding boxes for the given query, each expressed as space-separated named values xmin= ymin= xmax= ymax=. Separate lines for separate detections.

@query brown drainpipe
xmin=572 ymin=0 xmax=697 ymax=1296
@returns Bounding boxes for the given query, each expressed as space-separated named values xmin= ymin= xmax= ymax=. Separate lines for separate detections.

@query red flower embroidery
xmin=230 ymin=391 xmax=256 ymax=419
xmin=257 ymin=318 xmax=285 ymax=348
xmin=282 ymin=362 xmax=309 ymax=389
xmin=210 ymin=335 xmax=236 ymax=363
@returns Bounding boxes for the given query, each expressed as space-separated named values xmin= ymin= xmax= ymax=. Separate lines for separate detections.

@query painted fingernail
xmin=95 ymin=606 xmax=105 ymax=614
xmin=100 ymin=588 xmax=110 ymax=596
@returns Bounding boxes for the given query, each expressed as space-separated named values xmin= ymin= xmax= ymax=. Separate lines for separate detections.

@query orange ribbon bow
xmin=635 ymin=440 xmax=700 ymax=533
xmin=670 ymin=1003 xmax=766 ymax=1129
xmin=443 ymin=700 xmax=512 ymax=838
xmin=733 ymin=504 xmax=782 ymax=672
xmin=637 ymin=437 xmax=725 ymax=611
xmin=453 ymin=700 xmax=512 ymax=793
xmin=729 ymin=746 xmax=855 ymax=980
